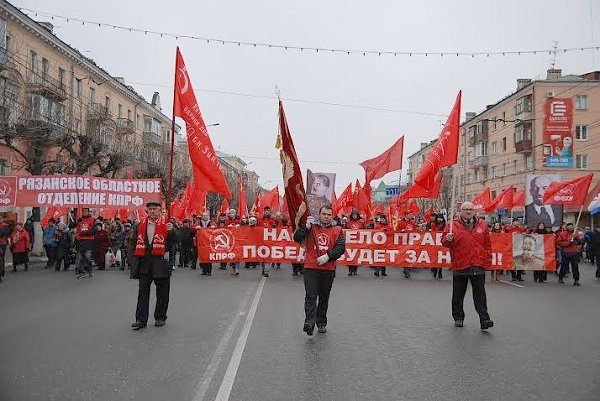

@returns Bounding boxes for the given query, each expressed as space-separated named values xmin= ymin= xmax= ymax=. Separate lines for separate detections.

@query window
xmin=5 ymin=35 xmax=10 ymax=52
xmin=29 ymin=51 xmax=38 ymax=83
xmin=513 ymin=160 xmax=517 ymax=174
xmin=492 ymin=118 xmax=497 ymax=130
xmin=104 ymin=96 xmax=110 ymax=110
xmin=74 ymin=118 xmax=81 ymax=134
xmin=144 ymin=117 xmax=152 ymax=132
xmin=525 ymin=155 xmax=533 ymax=171
xmin=127 ymin=109 xmax=132 ymax=120
xmin=0 ymin=158 xmax=9 ymax=175
xmin=475 ymin=170 xmax=480 ymax=182
xmin=482 ymin=167 xmax=488 ymax=180
xmin=575 ymin=95 xmax=588 ymax=111
xmin=515 ymin=124 xmax=532 ymax=142
xmin=468 ymin=126 xmax=476 ymax=139
xmin=502 ymin=137 xmax=507 ymax=152
xmin=502 ymin=112 xmax=506 ymax=126
xmin=74 ymin=78 xmax=82 ymax=98
xmin=576 ymin=154 xmax=588 ymax=169
xmin=89 ymin=87 xmax=96 ymax=104
xmin=0 ymin=17 xmax=6 ymax=50
xmin=516 ymin=95 xmax=532 ymax=114
xmin=137 ymin=114 xmax=141 ymax=129
xmin=575 ymin=125 xmax=588 ymax=140
xmin=41 ymin=58 xmax=49 ymax=80
xmin=491 ymin=141 xmax=497 ymax=154
xmin=118 ymin=104 xmax=123 ymax=118
xmin=475 ymin=141 xmax=488 ymax=157
xmin=58 ymin=68 xmax=65 ymax=89
xmin=502 ymin=163 xmax=506 ymax=176
xmin=491 ymin=166 xmax=497 ymax=178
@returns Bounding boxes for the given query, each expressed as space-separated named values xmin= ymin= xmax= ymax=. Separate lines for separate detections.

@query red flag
xmin=397 ymin=198 xmax=421 ymax=217
xmin=398 ymin=174 xmax=443 ymax=203
xmin=414 ymin=91 xmax=461 ymax=190
xmin=261 ymin=186 xmax=281 ymax=211
xmin=485 ymin=187 xmax=514 ymax=213
xmin=238 ymin=177 xmax=249 ymax=217
xmin=41 ymin=207 xmax=69 ymax=228
xmin=173 ymin=48 xmax=231 ymax=199
xmin=99 ymin=208 xmax=118 ymax=220
xmin=250 ymin=192 xmax=261 ymax=215
xmin=424 ymin=207 xmax=435 ymax=221
xmin=333 ymin=183 xmax=353 ymax=217
xmin=543 ymin=174 xmax=593 ymax=206
xmin=352 ymin=182 xmax=372 ymax=220
xmin=220 ymin=198 xmax=230 ymax=215
xmin=472 ymin=187 xmax=491 ymax=212
xmin=513 ymin=188 xmax=525 ymax=208
xmin=276 ymin=100 xmax=310 ymax=231
xmin=360 ymin=136 xmax=404 ymax=186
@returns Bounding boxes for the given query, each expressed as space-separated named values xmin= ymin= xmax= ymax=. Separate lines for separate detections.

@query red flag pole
xmin=167 ymin=47 xmax=178 ymax=218
xmin=448 ymin=167 xmax=457 ymax=233
xmin=572 ymin=204 xmax=584 ymax=241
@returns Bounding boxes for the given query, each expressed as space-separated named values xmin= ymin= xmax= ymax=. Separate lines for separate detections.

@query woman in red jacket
xmin=10 ymin=222 xmax=31 ymax=272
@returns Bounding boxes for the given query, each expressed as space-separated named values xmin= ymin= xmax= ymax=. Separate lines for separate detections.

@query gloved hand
xmin=306 ymin=216 xmax=316 ymax=229
xmin=316 ymin=253 xmax=329 ymax=266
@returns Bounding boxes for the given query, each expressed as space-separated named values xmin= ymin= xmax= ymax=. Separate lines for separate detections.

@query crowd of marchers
xmin=1 ymin=206 xmax=599 ymax=287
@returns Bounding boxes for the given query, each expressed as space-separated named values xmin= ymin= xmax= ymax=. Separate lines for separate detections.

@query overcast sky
xmin=16 ymin=0 xmax=600 ymax=192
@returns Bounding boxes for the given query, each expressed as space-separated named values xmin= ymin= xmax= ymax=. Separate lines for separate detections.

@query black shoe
xmin=262 ymin=273 xmax=269 ymax=277
xmin=517 ymin=278 xmax=524 ymax=282
xmin=480 ymin=320 xmax=494 ymax=330
xmin=348 ymin=272 xmax=353 ymax=276
xmin=317 ymin=325 xmax=327 ymax=334
xmin=574 ymin=281 xmax=581 ymax=286
xmin=201 ymin=272 xmax=207 ymax=275
xmin=155 ymin=320 xmax=166 ymax=327
xmin=404 ymin=272 xmax=410 ymax=278
xmin=511 ymin=278 xmax=517 ymax=282
xmin=374 ymin=271 xmax=379 ymax=276
xmin=207 ymin=273 xmax=212 ymax=276
xmin=131 ymin=322 xmax=147 ymax=330
xmin=558 ymin=278 xmax=565 ymax=284
xmin=381 ymin=272 xmax=387 ymax=277
xmin=454 ymin=320 xmax=464 ymax=327
xmin=303 ymin=323 xmax=314 ymax=336
xmin=119 ymin=267 xmax=125 ymax=271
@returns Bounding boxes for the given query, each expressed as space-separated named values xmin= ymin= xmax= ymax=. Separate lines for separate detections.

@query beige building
xmin=0 ymin=0 xmax=183 ymax=221
xmin=407 ymin=68 xmax=600 ymax=225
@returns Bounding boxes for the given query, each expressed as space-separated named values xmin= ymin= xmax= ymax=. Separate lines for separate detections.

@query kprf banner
xmin=543 ymin=98 xmax=573 ymax=167
xmin=196 ymin=227 xmax=556 ymax=270
xmin=0 ymin=175 xmax=161 ymax=208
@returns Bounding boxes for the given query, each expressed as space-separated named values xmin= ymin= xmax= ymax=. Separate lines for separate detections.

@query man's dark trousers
xmin=303 ymin=269 xmax=335 ymax=328
xmin=452 ymin=273 xmax=490 ymax=323
xmin=559 ymin=253 xmax=580 ymax=281
xmin=136 ymin=273 xmax=170 ymax=324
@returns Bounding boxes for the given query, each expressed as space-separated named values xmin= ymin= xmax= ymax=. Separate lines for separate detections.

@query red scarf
xmin=134 ymin=217 xmax=167 ymax=256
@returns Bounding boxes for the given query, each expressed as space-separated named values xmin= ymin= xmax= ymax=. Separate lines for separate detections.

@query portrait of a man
xmin=525 ymin=174 xmax=563 ymax=228
xmin=512 ymin=234 xmax=546 ymax=271
xmin=306 ymin=170 xmax=335 ymax=219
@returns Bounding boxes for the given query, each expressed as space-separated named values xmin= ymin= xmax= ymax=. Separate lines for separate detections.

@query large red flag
xmin=276 ymin=100 xmax=309 ymax=231
xmin=353 ymin=182 xmax=372 ymax=220
xmin=543 ymin=174 xmax=593 ymax=206
xmin=261 ymin=186 xmax=281 ymax=211
xmin=333 ymin=183 xmax=353 ymax=217
xmin=360 ymin=136 xmax=404 ymax=186
xmin=472 ymin=187 xmax=491 ymax=212
xmin=250 ymin=192 xmax=261 ymax=215
xmin=398 ymin=174 xmax=443 ymax=203
xmin=173 ymin=47 xmax=231 ymax=199
xmin=41 ymin=206 xmax=69 ymax=228
xmin=397 ymin=198 xmax=421 ymax=217
xmin=414 ymin=91 xmax=461 ymax=190
xmin=238 ymin=177 xmax=249 ymax=217
xmin=485 ymin=187 xmax=514 ymax=213
xmin=424 ymin=207 xmax=435 ymax=221
xmin=220 ymin=198 xmax=230 ymax=215
xmin=513 ymin=188 xmax=525 ymax=208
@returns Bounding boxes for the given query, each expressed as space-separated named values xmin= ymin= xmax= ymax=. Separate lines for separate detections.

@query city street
xmin=1 ymin=263 xmax=599 ymax=401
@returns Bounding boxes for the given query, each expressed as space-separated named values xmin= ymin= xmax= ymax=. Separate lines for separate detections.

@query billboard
xmin=543 ymin=98 xmax=573 ymax=167
xmin=525 ymin=174 xmax=563 ymax=228
xmin=306 ymin=170 xmax=336 ymax=219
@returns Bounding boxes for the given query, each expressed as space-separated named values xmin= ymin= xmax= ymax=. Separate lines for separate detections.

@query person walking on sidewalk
xmin=293 ymin=204 xmax=345 ymax=336
xmin=557 ymin=223 xmax=584 ymax=286
xmin=442 ymin=201 xmax=494 ymax=331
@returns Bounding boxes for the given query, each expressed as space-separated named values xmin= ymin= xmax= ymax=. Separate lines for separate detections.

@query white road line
xmin=499 ymin=279 xmax=525 ymax=288
xmin=191 ymin=286 xmax=255 ymax=401
xmin=213 ymin=276 xmax=266 ymax=401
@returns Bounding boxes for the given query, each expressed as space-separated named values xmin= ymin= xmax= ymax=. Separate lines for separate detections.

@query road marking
xmin=499 ymin=279 xmax=524 ymax=288
xmin=191 ymin=285 xmax=256 ymax=401
xmin=213 ymin=276 xmax=266 ymax=401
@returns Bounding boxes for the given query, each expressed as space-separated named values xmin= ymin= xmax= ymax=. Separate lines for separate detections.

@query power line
xmin=19 ymin=7 xmax=600 ymax=59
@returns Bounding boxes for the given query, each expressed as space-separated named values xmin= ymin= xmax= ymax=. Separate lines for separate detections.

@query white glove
xmin=306 ymin=216 xmax=316 ymax=229
xmin=316 ymin=254 xmax=329 ymax=266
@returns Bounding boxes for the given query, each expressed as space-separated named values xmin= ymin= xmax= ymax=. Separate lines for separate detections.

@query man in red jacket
xmin=556 ymin=223 xmax=584 ymax=286
xmin=294 ymin=204 xmax=345 ymax=336
xmin=442 ymin=201 xmax=494 ymax=331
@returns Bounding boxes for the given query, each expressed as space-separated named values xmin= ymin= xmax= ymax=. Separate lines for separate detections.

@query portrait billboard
xmin=525 ymin=174 xmax=563 ymax=228
xmin=306 ymin=170 xmax=336 ymax=219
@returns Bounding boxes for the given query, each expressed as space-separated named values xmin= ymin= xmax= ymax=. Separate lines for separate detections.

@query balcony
xmin=143 ymin=131 xmax=162 ymax=146
xmin=25 ymin=74 xmax=67 ymax=102
xmin=16 ymin=115 xmax=66 ymax=144
xmin=87 ymin=103 xmax=111 ymax=121
xmin=471 ymin=155 xmax=489 ymax=167
xmin=116 ymin=118 xmax=135 ymax=135
xmin=515 ymin=139 xmax=532 ymax=153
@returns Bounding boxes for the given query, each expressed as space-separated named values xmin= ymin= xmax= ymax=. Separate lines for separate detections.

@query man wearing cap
xmin=178 ymin=219 xmax=194 ymax=268
xmin=130 ymin=201 xmax=174 ymax=330
xmin=442 ymin=201 xmax=494 ymax=331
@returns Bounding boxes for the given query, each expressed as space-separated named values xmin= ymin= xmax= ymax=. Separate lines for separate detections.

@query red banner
xmin=197 ymin=228 xmax=556 ymax=270
xmin=0 ymin=175 xmax=161 ymax=208
xmin=543 ymin=98 xmax=574 ymax=168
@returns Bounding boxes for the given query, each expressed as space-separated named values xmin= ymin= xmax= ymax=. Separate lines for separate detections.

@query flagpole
xmin=449 ymin=167 xmax=458 ymax=233
xmin=167 ymin=47 xmax=179 ymax=218
xmin=572 ymin=204 xmax=584 ymax=241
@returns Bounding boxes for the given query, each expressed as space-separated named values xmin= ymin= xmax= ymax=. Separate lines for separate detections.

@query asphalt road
xmin=1 ymin=263 xmax=599 ymax=401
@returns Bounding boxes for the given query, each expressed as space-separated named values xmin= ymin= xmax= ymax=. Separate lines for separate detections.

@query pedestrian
xmin=225 ymin=209 xmax=242 ymax=276
xmin=120 ymin=223 xmax=133 ymax=270
xmin=94 ymin=222 xmax=111 ymax=269
xmin=178 ymin=219 xmax=194 ymax=268
xmin=583 ymin=226 xmax=594 ymax=264
xmin=196 ymin=212 xmax=214 ymax=275
xmin=75 ymin=208 xmax=97 ymax=278
xmin=24 ymin=217 xmax=35 ymax=250
xmin=10 ymin=222 xmax=30 ymax=272
xmin=442 ymin=201 xmax=494 ymax=331
xmin=166 ymin=220 xmax=179 ymax=271
xmin=430 ymin=214 xmax=446 ymax=279
xmin=130 ymin=201 xmax=174 ymax=330
xmin=533 ymin=222 xmax=549 ymax=283
xmin=506 ymin=219 xmax=525 ymax=282
xmin=0 ymin=214 xmax=12 ymax=282
xmin=373 ymin=215 xmax=390 ymax=277
xmin=345 ymin=209 xmax=364 ymax=276
xmin=590 ymin=226 xmax=600 ymax=279
xmin=42 ymin=219 xmax=58 ymax=269
xmin=54 ymin=223 xmax=73 ymax=271
xmin=293 ymin=204 xmax=346 ymax=336
xmin=259 ymin=207 xmax=274 ymax=277
xmin=557 ymin=223 xmax=584 ymax=286
xmin=397 ymin=210 xmax=417 ymax=278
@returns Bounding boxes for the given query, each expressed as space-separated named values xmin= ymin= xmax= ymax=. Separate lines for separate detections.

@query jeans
xmin=452 ymin=273 xmax=490 ymax=323
xmin=303 ymin=269 xmax=335 ymax=329
xmin=560 ymin=253 xmax=580 ymax=282
xmin=45 ymin=245 xmax=57 ymax=268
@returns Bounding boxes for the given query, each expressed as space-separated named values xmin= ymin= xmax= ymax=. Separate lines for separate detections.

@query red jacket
xmin=10 ymin=229 xmax=31 ymax=253
xmin=260 ymin=216 xmax=275 ymax=228
xmin=556 ymin=230 xmax=583 ymax=254
xmin=293 ymin=224 xmax=345 ymax=271
xmin=76 ymin=216 xmax=96 ymax=241
xmin=442 ymin=217 xmax=492 ymax=271
xmin=346 ymin=219 xmax=365 ymax=230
